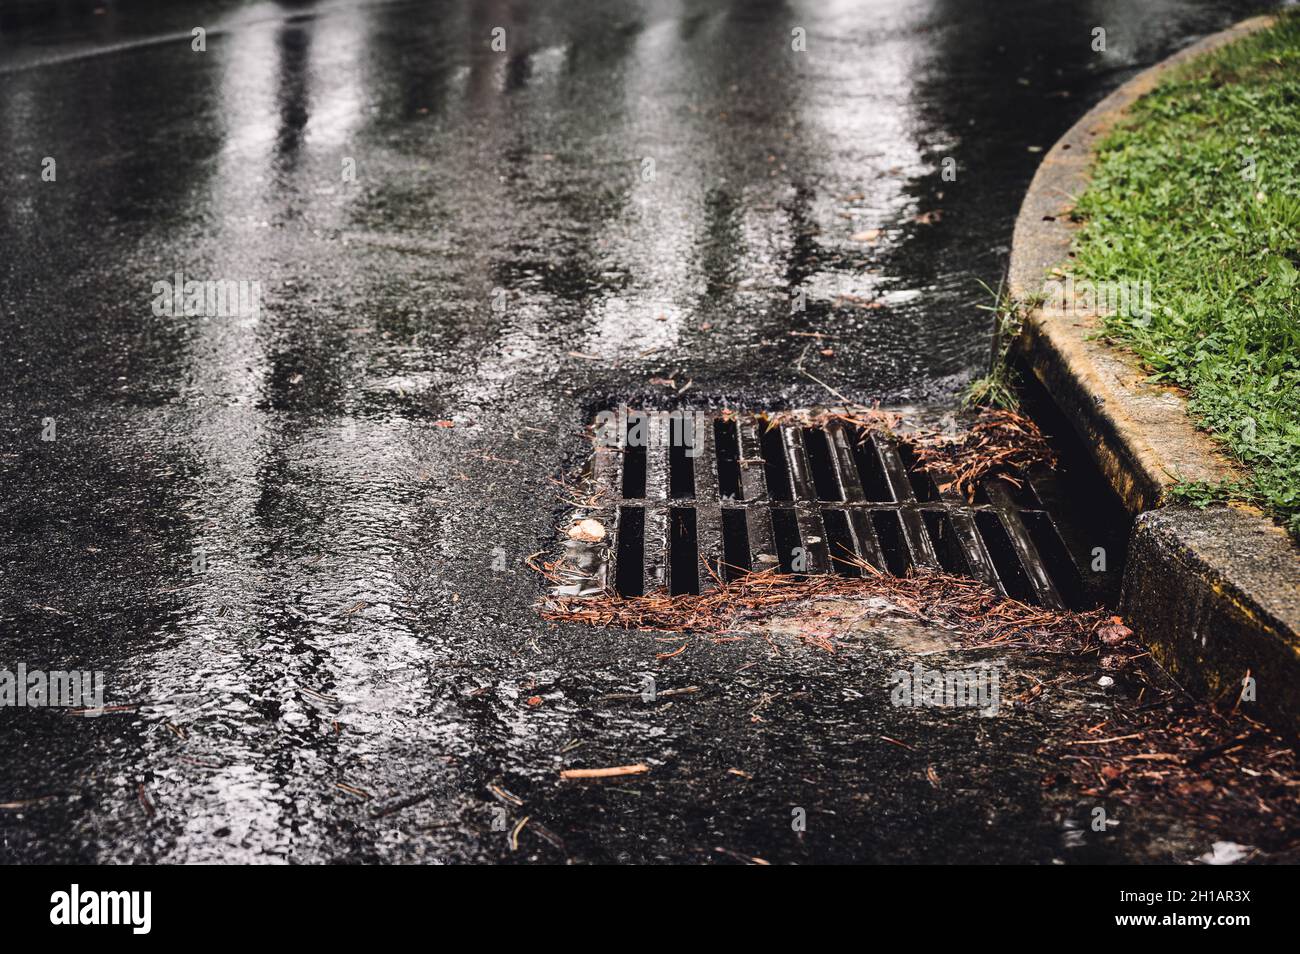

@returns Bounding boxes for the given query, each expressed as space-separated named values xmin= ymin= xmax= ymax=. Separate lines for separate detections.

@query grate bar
xmin=793 ymin=508 xmax=831 ymax=574
xmin=556 ymin=427 xmax=622 ymax=596
xmin=929 ymin=473 xmax=1005 ymax=592
xmin=693 ymin=414 xmax=719 ymax=502
xmin=694 ymin=504 xmax=724 ymax=589
xmin=782 ymin=427 xmax=819 ymax=502
xmin=780 ymin=429 xmax=831 ymax=573
xmin=873 ymin=438 xmax=939 ymax=569
xmin=981 ymin=480 xmax=1064 ymax=609
xmin=644 ymin=506 xmax=668 ymax=594
xmin=846 ymin=507 xmax=887 ymax=572
xmin=644 ymin=414 xmax=669 ymax=501
xmin=737 ymin=417 xmax=777 ymax=569
xmin=736 ymin=417 xmax=768 ymax=502
xmin=592 ymin=435 xmax=622 ymax=500
xmin=869 ymin=435 xmax=907 ymax=503
xmin=639 ymin=415 xmax=670 ymax=593
xmin=690 ymin=419 xmax=722 ymax=589
xmin=826 ymin=421 xmax=867 ymax=502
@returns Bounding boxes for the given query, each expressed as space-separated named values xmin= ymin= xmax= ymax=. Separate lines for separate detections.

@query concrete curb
xmin=1007 ymin=15 xmax=1300 ymax=733
xmin=1122 ymin=507 xmax=1300 ymax=732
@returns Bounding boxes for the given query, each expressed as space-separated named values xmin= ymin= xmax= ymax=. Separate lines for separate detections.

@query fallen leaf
xmin=1096 ymin=616 xmax=1133 ymax=646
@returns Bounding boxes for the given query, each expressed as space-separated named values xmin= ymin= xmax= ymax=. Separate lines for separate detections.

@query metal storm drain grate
xmin=555 ymin=408 xmax=1107 ymax=610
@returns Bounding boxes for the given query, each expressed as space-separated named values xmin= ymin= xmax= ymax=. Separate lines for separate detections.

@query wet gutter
xmin=1006 ymin=14 xmax=1300 ymax=734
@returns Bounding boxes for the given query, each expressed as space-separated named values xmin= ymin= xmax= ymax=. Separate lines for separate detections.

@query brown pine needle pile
xmin=905 ymin=408 xmax=1057 ymax=500
xmin=1047 ymin=703 xmax=1300 ymax=855
xmin=759 ymin=406 xmax=1058 ymax=501
xmin=541 ymin=566 xmax=1112 ymax=651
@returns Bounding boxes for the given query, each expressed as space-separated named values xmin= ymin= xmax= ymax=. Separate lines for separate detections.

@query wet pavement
xmin=0 ymin=0 xmax=1279 ymax=863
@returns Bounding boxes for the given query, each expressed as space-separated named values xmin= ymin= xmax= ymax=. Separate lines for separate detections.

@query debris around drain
xmin=907 ymin=408 xmax=1057 ymax=500
xmin=559 ymin=764 xmax=649 ymax=780
xmin=567 ymin=518 xmax=606 ymax=542
xmin=1046 ymin=701 xmax=1300 ymax=856
xmin=1096 ymin=616 xmax=1134 ymax=646
xmin=553 ymin=403 xmax=1096 ymax=608
xmin=541 ymin=563 xmax=1116 ymax=655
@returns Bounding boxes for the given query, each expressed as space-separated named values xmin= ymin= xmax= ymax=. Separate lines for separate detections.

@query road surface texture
xmin=0 ymin=0 xmax=1278 ymax=863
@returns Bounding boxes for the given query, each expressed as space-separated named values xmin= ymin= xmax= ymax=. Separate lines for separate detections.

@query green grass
xmin=1071 ymin=11 xmax=1300 ymax=534
xmin=963 ymin=282 xmax=1025 ymax=411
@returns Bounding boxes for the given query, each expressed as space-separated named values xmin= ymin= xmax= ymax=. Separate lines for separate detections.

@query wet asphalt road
xmin=0 ymin=0 xmax=1278 ymax=863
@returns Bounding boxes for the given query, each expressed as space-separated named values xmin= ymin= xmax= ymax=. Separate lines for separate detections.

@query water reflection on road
xmin=0 ymin=0 xmax=1273 ymax=862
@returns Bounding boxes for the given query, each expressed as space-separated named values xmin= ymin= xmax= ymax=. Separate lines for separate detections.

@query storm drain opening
xmin=820 ymin=509 xmax=860 ymax=577
xmin=871 ymin=510 xmax=910 ymax=577
xmin=720 ymin=508 xmax=751 ymax=581
xmin=668 ymin=507 xmax=700 ymax=595
xmin=559 ymin=408 xmax=1126 ymax=610
xmin=714 ymin=419 xmax=744 ymax=500
xmin=770 ymin=507 xmax=802 ymax=575
xmin=614 ymin=506 xmax=645 ymax=597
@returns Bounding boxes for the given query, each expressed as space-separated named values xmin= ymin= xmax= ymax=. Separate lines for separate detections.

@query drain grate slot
xmin=669 ymin=443 xmax=695 ymax=498
xmin=770 ymin=507 xmax=802 ymax=575
xmin=1021 ymin=509 xmax=1082 ymax=608
xmin=803 ymin=427 xmax=843 ymax=501
xmin=760 ymin=425 xmax=794 ymax=501
xmin=668 ymin=416 xmax=697 ymax=499
xmin=821 ymin=508 xmax=860 ymax=577
xmin=872 ymin=509 xmax=910 ymax=576
xmin=714 ymin=419 xmax=743 ymax=500
xmin=975 ymin=510 xmax=1035 ymax=604
xmin=898 ymin=443 xmax=939 ymax=502
xmin=669 ymin=507 xmax=700 ymax=595
xmin=622 ymin=422 xmax=647 ymax=498
xmin=720 ymin=507 xmax=752 ymax=580
xmin=923 ymin=509 xmax=969 ymax=576
xmin=854 ymin=434 xmax=895 ymax=503
xmin=614 ymin=506 xmax=645 ymax=597
xmin=562 ymin=408 xmax=1104 ymax=609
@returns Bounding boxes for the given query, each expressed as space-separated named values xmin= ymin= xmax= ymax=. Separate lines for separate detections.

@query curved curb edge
xmin=1007 ymin=14 xmax=1300 ymax=734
